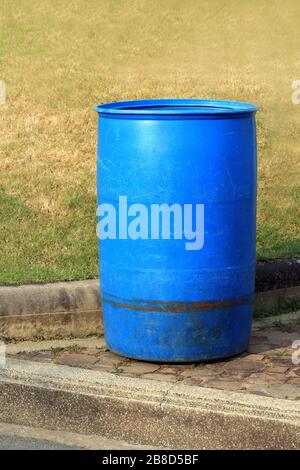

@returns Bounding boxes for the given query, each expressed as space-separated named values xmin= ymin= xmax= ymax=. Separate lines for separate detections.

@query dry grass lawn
xmin=0 ymin=0 xmax=299 ymax=284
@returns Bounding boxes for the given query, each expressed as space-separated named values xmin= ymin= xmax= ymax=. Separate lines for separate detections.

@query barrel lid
xmin=95 ymin=99 xmax=258 ymax=116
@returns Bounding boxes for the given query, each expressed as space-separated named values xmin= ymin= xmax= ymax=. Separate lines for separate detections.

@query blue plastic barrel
xmin=96 ymin=99 xmax=257 ymax=362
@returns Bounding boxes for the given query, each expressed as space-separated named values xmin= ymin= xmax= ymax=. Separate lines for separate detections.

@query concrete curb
xmin=0 ymin=359 xmax=299 ymax=449
xmin=0 ymin=258 xmax=299 ymax=341
xmin=256 ymin=257 xmax=300 ymax=292
xmin=0 ymin=280 xmax=102 ymax=340
xmin=254 ymin=285 xmax=300 ymax=312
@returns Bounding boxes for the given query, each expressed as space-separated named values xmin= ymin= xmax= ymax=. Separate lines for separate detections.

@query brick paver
xmin=55 ymin=352 xmax=100 ymax=368
xmin=10 ymin=326 xmax=300 ymax=401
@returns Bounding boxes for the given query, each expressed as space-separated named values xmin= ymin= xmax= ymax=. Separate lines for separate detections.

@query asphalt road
xmin=0 ymin=422 xmax=148 ymax=450
xmin=0 ymin=435 xmax=82 ymax=450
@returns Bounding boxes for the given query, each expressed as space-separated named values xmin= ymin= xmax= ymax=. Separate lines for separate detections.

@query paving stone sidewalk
xmin=10 ymin=326 xmax=300 ymax=401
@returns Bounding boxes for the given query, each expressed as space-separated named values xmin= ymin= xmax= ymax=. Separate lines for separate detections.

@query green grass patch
xmin=0 ymin=0 xmax=299 ymax=284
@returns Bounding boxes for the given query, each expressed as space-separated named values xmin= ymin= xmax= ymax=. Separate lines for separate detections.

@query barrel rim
xmin=95 ymin=98 xmax=258 ymax=116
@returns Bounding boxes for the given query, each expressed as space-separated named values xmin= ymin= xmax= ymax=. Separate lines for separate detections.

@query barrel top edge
xmin=95 ymin=98 xmax=258 ymax=116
